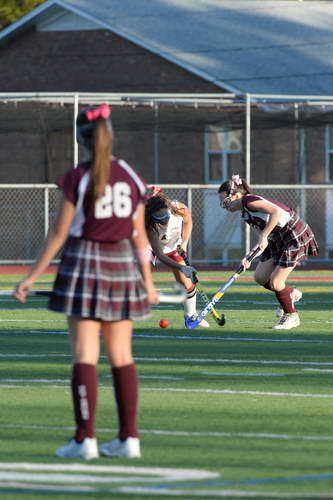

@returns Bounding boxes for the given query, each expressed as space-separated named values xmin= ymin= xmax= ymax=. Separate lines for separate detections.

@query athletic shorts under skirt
xmin=48 ymin=237 xmax=150 ymax=321
xmin=260 ymin=213 xmax=319 ymax=268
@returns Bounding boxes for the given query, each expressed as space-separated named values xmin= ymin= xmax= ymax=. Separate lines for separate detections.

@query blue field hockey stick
xmin=184 ymin=246 xmax=261 ymax=329
xmin=177 ymin=245 xmax=226 ymax=326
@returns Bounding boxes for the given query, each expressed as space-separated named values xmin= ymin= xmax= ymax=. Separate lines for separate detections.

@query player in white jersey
xmin=145 ymin=188 xmax=209 ymax=328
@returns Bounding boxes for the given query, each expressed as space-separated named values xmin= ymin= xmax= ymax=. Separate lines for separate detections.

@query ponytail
xmin=91 ymin=118 xmax=113 ymax=201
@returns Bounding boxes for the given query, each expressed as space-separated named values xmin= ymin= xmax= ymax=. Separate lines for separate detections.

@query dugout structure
xmin=0 ymin=92 xmax=332 ymax=265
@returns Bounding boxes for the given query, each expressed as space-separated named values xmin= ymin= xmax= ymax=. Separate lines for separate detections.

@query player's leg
xmin=167 ymin=248 xmax=209 ymax=328
xmin=270 ymin=265 xmax=301 ymax=329
xmin=254 ymin=258 xmax=275 ymax=289
xmin=255 ymin=260 xmax=301 ymax=329
xmin=56 ymin=317 xmax=100 ymax=459
xmin=99 ymin=320 xmax=141 ymax=458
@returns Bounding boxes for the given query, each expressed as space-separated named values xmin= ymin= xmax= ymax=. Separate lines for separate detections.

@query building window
xmin=205 ymin=128 xmax=242 ymax=183
xmin=326 ymin=126 xmax=333 ymax=182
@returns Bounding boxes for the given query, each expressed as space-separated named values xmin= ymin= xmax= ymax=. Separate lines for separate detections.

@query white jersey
xmin=156 ymin=211 xmax=183 ymax=254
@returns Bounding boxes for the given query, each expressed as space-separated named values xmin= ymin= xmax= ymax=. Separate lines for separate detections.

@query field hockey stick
xmin=184 ymin=246 xmax=261 ymax=329
xmin=0 ymin=284 xmax=187 ymax=305
xmin=177 ymin=246 xmax=225 ymax=326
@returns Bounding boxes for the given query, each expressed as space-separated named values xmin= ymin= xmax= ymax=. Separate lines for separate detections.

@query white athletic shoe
xmin=99 ymin=437 xmax=141 ymax=458
xmin=273 ymin=312 xmax=300 ymax=330
xmin=276 ymin=288 xmax=303 ymax=318
xmin=184 ymin=314 xmax=210 ymax=328
xmin=55 ymin=437 xmax=99 ymax=460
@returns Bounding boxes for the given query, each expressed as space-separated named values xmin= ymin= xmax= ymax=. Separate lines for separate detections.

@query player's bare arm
xmin=16 ymin=196 xmax=75 ymax=302
xmin=132 ymin=203 xmax=159 ymax=304
xmin=148 ymin=230 xmax=184 ymax=270
xmin=247 ymin=198 xmax=284 ymax=248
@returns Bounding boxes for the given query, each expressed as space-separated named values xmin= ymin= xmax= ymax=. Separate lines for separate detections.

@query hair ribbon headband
xmin=231 ymin=174 xmax=242 ymax=185
xmin=86 ymin=103 xmax=111 ymax=122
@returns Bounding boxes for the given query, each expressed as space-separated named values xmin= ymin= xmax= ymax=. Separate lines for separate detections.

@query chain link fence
xmin=0 ymin=184 xmax=331 ymax=264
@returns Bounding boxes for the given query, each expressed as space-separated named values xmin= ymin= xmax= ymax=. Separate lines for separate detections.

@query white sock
xmin=184 ymin=287 xmax=197 ymax=317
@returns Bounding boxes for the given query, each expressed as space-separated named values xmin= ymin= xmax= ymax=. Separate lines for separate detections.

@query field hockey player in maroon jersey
xmin=15 ymin=103 xmax=159 ymax=459
xmin=218 ymin=174 xmax=319 ymax=330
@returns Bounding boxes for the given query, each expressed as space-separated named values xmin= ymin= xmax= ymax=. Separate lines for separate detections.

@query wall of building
xmin=0 ymin=27 xmax=328 ymax=191
xmin=0 ymin=28 xmax=221 ymax=93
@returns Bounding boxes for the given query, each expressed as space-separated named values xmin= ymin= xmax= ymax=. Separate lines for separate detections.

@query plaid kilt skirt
xmin=48 ymin=237 xmax=150 ymax=321
xmin=260 ymin=213 xmax=319 ymax=268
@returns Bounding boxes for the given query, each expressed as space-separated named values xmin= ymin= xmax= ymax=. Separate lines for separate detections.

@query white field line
xmin=0 ymin=375 xmax=184 ymax=383
xmin=0 ymin=308 xmax=47 ymax=311
xmin=0 ymin=482 xmax=94 ymax=493
xmin=1 ymin=330 xmax=332 ymax=343
xmin=134 ymin=375 xmax=185 ymax=380
xmin=0 ymin=320 xmax=65 ymax=322
xmin=0 ymin=382 xmax=333 ymax=398
xmin=0 ymin=353 xmax=71 ymax=357
xmin=141 ymin=388 xmax=333 ymax=399
xmin=134 ymin=334 xmax=332 ymax=342
xmin=0 ymin=471 xmax=211 ymax=485
xmin=0 ymin=330 xmax=67 ymax=335
xmin=1 ymin=320 xmax=333 ymax=330
xmin=119 ymin=487 xmax=333 ymax=498
xmin=0 ymin=379 xmax=68 ymax=384
xmin=1 ymin=423 xmax=333 ymax=442
xmin=0 ymin=462 xmax=218 ymax=481
xmin=136 ymin=357 xmax=333 ymax=367
xmin=201 ymin=372 xmax=284 ymax=377
xmin=303 ymin=368 xmax=333 ymax=373
xmin=1 ymin=482 xmax=333 ymax=498
xmin=1 ymin=353 xmax=333 ymax=367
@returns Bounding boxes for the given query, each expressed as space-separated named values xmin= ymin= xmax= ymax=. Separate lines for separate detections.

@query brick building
xmin=1 ymin=0 xmax=333 ymax=185
xmin=0 ymin=0 xmax=333 ymax=261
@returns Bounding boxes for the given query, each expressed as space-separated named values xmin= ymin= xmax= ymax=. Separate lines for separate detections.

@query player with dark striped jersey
xmin=219 ymin=174 xmax=319 ymax=330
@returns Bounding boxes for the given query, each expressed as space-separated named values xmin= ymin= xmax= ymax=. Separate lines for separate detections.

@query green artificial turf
xmin=0 ymin=270 xmax=332 ymax=499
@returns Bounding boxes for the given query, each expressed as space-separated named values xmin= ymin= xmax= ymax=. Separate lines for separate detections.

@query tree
xmin=0 ymin=0 xmax=45 ymax=31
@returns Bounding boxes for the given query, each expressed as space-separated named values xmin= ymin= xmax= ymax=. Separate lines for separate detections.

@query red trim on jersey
xmin=165 ymin=249 xmax=184 ymax=263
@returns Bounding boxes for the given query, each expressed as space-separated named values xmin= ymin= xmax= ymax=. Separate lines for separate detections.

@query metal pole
xmin=74 ymin=93 xmax=79 ymax=166
xmin=245 ymin=94 xmax=251 ymax=254
xmin=44 ymin=186 xmax=49 ymax=238
xmin=188 ymin=186 xmax=193 ymax=260
xmin=154 ymin=105 xmax=159 ymax=183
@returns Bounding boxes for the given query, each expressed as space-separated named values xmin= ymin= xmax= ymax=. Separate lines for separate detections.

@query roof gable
xmin=37 ymin=10 xmax=100 ymax=31
xmin=1 ymin=0 xmax=333 ymax=95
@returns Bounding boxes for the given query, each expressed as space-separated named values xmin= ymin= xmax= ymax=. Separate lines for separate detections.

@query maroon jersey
xmin=241 ymin=194 xmax=294 ymax=233
xmin=57 ymin=158 xmax=147 ymax=242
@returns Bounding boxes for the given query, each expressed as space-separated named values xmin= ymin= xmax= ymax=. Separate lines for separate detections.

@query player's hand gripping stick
xmin=177 ymin=246 xmax=225 ymax=326
xmin=184 ymin=246 xmax=261 ymax=329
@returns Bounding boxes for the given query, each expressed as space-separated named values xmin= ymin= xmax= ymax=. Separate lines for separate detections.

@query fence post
xmin=44 ymin=186 xmax=49 ymax=238
xmin=245 ymin=94 xmax=251 ymax=255
xmin=74 ymin=93 xmax=79 ymax=167
xmin=188 ymin=185 xmax=193 ymax=260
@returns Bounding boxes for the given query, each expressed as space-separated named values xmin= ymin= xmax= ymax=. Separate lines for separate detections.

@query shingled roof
xmin=1 ymin=0 xmax=333 ymax=95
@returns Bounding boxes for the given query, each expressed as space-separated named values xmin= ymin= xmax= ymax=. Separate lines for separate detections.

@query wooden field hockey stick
xmin=1 ymin=284 xmax=186 ymax=305
xmin=184 ymin=246 xmax=261 ymax=329
xmin=177 ymin=246 xmax=225 ymax=326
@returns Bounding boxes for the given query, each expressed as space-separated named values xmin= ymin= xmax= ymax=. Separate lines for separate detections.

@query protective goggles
xmin=152 ymin=210 xmax=171 ymax=223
